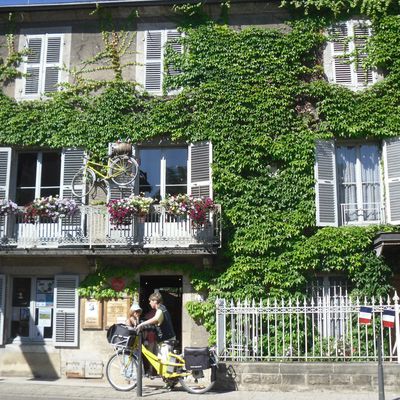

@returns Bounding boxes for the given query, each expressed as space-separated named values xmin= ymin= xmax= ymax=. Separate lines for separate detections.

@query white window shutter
xmin=23 ymin=34 xmax=63 ymax=96
xmin=330 ymin=22 xmax=352 ymax=85
xmin=0 ymin=147 xmax=12 ymax=201
xmin=61 ymin=148 xmax=85 ymax=200
xmin=189 ymin=141 xmax=213 ymax=198
xmin=0 ymin=148 xmax=12 ymax=239
xmin=24 ymin=36 xmax=42 ymax=95
xmin=44 ymin=36 xmax=62 ymax=93
xmin=0 ymin=274 xmax=5 ymax=345
xmin=54 ymin=275 xmax=79 ymax=347
xmin=166 ymin=30 xmax=182 ymax=76
xmin=145 ymin=31 xmax=162 ymax=92
xmin=383 ymin=137 xmax=400 ymax=225
xmin=353 ymin=22 xmax=373 ymax=86
xmin=315 ymin=140 xmax=338 ymax=226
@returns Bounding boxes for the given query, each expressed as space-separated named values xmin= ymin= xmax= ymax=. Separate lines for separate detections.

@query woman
xmin=126 ymin=303 xmax=142 ymax=327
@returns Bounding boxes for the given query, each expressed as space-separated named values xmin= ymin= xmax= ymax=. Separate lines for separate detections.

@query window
xmin=11 ymin=277 xmax=54 ymax=341
xmin=315 ymin=138 xmax=400 ymax=227
xmin=325 ymin=20 xmax=378 ymax=89
xmin=15 ymin=28 xmax=71 ymax=100
xmin=5 ymin=275 xmax=79 ymax=346
xmin=16 ymin=152 xmax=61 ymax=206
xmin=336 ymin=144 xmax=381 ymax=224
xmin=137 ymin=28 xmax=182 ymax=95
xmin=139 ymin=147 xmax=188 ymax=201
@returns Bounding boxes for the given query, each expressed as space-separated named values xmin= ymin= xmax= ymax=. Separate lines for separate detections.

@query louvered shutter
xmin=331 ymin=23 xmax=353 ymax=85
xmin=189 ymin=142 xmax=213 ymax=198
xmin=315 ymin=140 xmax=338 ymax=226
xmin=54 ymin=275 xmax=79 ymax=347
xmin=145 ymin=31 xmax=162 ymax=92
xmin=60 ymin=148 xmax=85 ymax=239
xmin=44 ymin=36 xmax=62 ymax=93
xmin=353 ymin=23 xmax=373 ymax=85
xmin=25 ymin=37 xmax=42 ymax=95
xmin=0 ymin=148 xmax=12 ymax=239
xmin=166 ymin=30 xmax=182 ymax=76
xmin=0 ymin=274 xmax=5 ymax=345
xmin=61 ymin=148 xmax=84 ymax=200
xmin=23 ymin=34 xmax=62 ymax=96
xmin=0 ymin=148 xmax=11 ymax=201
xmin=383 ymin=137 xmax=400 ymax=225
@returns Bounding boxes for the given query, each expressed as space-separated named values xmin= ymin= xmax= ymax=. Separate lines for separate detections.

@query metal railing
xmin=340 ymin=202 xmax=384 ymax=226
xmin=216 ymin=294 xmax=400 ymax=362
xmin=0 ymin=204 xmax=221 ymax=249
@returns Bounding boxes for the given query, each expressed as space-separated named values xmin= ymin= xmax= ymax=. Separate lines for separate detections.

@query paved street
xmin=0 ymin=377 xmax=399 ymax=400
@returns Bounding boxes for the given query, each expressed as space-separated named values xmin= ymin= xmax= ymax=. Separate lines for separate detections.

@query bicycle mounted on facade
xmin=71 ymin=141 xmax=139 ymax=198
xmin=106 ymin=323 xmax=219 ymax=394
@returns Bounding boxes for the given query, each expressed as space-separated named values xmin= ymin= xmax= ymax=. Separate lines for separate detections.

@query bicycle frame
xmin=85 ymin=159 xmax=111 ymax=180
xmin=141 ymin=344 xmax=190 ymax=379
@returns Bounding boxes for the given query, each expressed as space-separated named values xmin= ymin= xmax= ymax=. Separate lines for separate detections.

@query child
xmin=126 ymin=303 xmax=142 ymax=327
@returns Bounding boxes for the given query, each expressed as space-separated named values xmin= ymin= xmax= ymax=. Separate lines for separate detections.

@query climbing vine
xmin=1 ymin=1 xmax=400 ymax=335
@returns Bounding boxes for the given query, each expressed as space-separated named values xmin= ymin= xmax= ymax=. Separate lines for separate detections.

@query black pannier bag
xmin=184 ymin=347 xmax=211 ymax=370
xmin=106 ymin=323 xmax=136 ymax=345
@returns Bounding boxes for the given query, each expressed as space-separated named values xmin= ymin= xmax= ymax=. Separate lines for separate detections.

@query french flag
xmin=382 ymin=309 xmax=395 ymax=329
xmin=359 ymin=306 xmax=372 ymax=325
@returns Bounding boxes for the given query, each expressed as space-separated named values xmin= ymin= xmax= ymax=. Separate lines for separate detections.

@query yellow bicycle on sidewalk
xmin=105 ymin=324 xmax=218 ymax=394
xmin=71 ymin=144 xmax=138 ymax=198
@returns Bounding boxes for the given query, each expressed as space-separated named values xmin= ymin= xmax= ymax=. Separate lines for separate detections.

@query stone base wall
xmin=216 ymin=362 xmax=400 ymax=392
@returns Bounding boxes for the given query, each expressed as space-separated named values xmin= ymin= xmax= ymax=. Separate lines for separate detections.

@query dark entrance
xmin=139 ymin=275 xmax=183 ymax=346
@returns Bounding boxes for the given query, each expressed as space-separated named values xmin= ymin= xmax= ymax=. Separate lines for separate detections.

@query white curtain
xmin=336 ymin=144 xmax=380 ymax=223
xmin=360 ymin=145 xmax=380 ymax=220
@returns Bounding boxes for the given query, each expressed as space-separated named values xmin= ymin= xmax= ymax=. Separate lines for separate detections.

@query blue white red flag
xmin=382 ymin=309 xmax=395 ymax=329
xmin=359 ymin=306 xmax=372 ymax=325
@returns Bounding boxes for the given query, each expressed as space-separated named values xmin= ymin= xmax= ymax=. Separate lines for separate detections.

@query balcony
xmin=0 ymin=205 xmax=221 ymax=254
xmin=340 ymin=202 xmax=385 ymax=226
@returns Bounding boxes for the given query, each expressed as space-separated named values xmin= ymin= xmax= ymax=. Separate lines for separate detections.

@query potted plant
xmin=189 ymin=196 xmax=215 ymax=227
xmin=24 ymin=195 xmax=78 ymax=223
xmin=107 ymin=194 xmax=153 ymax=226
xmin=0 ymin=199 xmax=19 ymax=217
xmin=160 ymin=193 xmax=191 ymax=216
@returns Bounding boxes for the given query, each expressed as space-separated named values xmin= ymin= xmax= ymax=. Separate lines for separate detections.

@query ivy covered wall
xmin=1 ymin=1 xmax=400 ymax=331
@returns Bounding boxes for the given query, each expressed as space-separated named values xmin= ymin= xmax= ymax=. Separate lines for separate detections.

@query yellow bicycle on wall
xmin=71 ymin=152 xmax=138 ymax=198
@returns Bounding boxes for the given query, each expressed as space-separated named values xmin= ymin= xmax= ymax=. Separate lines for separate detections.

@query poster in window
xmin=38 ymin=308 xmax=52 ymax=327
xmin=104 ymin=298 xmax=130 ymax=329
xmin=81 ymin=299 xmax=103 ymax=330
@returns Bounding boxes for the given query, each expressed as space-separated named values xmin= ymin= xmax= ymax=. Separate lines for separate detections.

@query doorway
xmin=139 ymin=275 xmax=183 ymax=347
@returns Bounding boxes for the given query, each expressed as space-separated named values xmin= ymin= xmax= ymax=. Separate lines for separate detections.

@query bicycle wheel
xmin=71 ymin=167 xmax=96 ymax=197
xmin=179 ymin=366 xmax=217 ymax=394
xmin=110 ymin=155 xmax=138 ymax=186
xmin=106 ymin=350 xmax=138 ymax=391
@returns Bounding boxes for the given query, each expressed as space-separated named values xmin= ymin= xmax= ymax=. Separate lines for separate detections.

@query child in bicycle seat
xmin=126 ymin=303 xmax=142 ymax=327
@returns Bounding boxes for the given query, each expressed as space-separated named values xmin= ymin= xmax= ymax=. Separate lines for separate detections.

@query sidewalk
xmin=0 ymin=377 xmax=399 ymax=400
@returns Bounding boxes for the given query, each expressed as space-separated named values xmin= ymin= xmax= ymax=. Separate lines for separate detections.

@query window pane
xmin=165 ymin=185 xmax=187 ymax=197
xmin=139 ymin=149 xmax=161 ymax=199
xmin=165 ymin=148 xmax=187 ymax=185
xmin=336 ymin=146 xmax=357 ymax=222
xmin=40 ymin=188 xmax=60 ymax=198
xmin=17 ymin=153 xmax=37 ymax=187
xmin=360 ymin=144 xmax=380 ymax=220
xmin=41 ymin=152 xmax=61 ymax=187
xmin=11 ymin=278 xmax=31 ymax=339
xmin=16 ymin=189 xmax=36 ymax=206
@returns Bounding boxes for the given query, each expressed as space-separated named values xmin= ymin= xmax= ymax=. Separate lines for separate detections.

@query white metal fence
xmin=216 ymin=294 xmax=400 ymax=363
